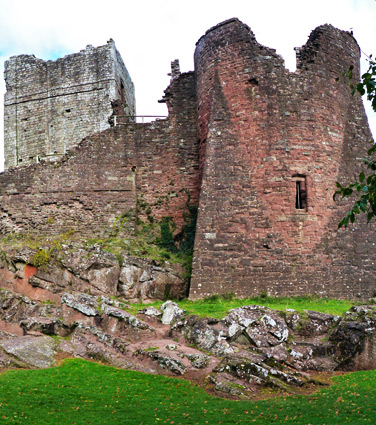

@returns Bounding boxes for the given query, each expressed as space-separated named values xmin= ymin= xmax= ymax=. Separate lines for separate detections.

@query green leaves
xmin=334 ymin=161 xmax=376 ymax=228
xmin=335 ymin=56 xmax=376 ymax=227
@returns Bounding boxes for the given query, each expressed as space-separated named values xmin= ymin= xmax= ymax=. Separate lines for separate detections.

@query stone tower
xmin=3 ymin=39 xmax=135 ymax=169
xmin=189 ymin=19 xmax=376 ymax=299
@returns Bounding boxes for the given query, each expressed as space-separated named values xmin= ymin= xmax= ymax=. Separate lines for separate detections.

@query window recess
xmin=293 ymin=175 xmax=307 ymax=210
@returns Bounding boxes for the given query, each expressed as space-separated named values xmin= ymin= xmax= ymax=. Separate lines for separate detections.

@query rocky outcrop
xmin=170 ymin=304 xmax=376 ymax=396
xmin=1 ymin=265 xmax=376 ymax=399
xmin=160 ymin=300 xmax=183 ymax=325
xmin=329 ymin=305 xmax=376 ymax=370
xmin=134 ymin=349 xmax=186 ymax=375
xmin=0 ymin=244 xmax=188 ymax=302
xmin=0 ymin=335 xmax=58 ymax=368
xmin=118 ymin=255 xmax=187 ymax=301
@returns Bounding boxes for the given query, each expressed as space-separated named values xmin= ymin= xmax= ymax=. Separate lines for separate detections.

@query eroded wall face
xmin=136 ymin=73 xmax=200 ymax=226
xmin=190 ymin=19 xmax=376 ymax=299
xmin=4 ymin=41 xmax=135 ymax=169
xmin=0 ymin=72 xmax=199 ymax=240
xmin=0 ymin=127 xmax=138 ymax=237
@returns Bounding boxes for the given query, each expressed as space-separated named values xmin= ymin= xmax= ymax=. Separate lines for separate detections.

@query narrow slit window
xmin=120 ymin=80 xmax=125 ymax=105
xmin=294 ymin=176 xmax=307 ymax=210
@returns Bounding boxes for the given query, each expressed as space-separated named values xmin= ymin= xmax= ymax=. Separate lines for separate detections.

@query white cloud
xmin=0 ymin=0 xmax=375 ymax=169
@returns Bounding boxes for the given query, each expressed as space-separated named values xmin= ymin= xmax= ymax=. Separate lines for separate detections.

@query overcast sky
xmin=0 ymin=0 xmax=375 ymax=170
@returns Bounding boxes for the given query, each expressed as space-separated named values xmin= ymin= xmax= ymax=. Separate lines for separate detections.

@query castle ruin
xmin=4 ymin=39 xmax=135 ymax=168
xmin=2 ymin=18 xmax=375 ymax=300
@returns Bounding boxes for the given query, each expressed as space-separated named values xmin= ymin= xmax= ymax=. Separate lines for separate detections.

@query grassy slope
xmin=0 ymin=359 xmax=375 ymax=424
xmin=129 ymin=295 xmax=356 ymax=319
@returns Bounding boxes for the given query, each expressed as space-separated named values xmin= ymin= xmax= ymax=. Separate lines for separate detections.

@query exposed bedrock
xmin=1 ymin=266 xmax=376 ymax=399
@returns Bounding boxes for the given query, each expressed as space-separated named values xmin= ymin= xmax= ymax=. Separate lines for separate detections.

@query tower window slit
xmin=296 ymin=181 xmax=302 ymax=209
xmin=294 ymin=176 xmax=307 ymax=210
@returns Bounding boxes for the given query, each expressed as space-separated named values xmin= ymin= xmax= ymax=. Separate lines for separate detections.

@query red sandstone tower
xmin=189 ymin=18 xmax=375 ymax=299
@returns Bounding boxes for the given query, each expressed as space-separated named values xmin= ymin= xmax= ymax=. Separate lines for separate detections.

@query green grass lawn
xmin=130 ymin=295 xmax=356 ymax=319
xmin=0 ymin=359 xmax=375 ymax=424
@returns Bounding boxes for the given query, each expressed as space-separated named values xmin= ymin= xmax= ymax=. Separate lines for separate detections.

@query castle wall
xmin=0 ymin=127 xmax=137 ymax=236
xmin=136 ymin=72 xmax=200 ymax=225
xmin=190 ymin=19 xmax=376 ymax=299
xmin=4 ymin=40 xmax=135 ymax=169
xmin=1 ymin=20 xmax=375 ymax=301
xmin=0 ymin=72 xmax=199 ymax=239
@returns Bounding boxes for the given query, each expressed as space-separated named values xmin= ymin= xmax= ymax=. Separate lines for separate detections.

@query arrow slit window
xmin=293 ymin=175 xmax=307 ymax=210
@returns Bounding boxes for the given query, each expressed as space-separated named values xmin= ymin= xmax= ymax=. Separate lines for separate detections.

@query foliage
xmin=334 ymin=57 xmax=376 ymax=227
xmin=127 ymin=294 xmax=356 ymax=319
xmin=92 ymin=196 xmax=197 ymax=279
xmin=0 ymin=358 xmax=375 ymax=424
xmin=155 ymin=216 xmax=178 ymax=253
xmin=0 ymin=230 xmax=76 ymax=268
xmin=32 ymin=248 xmax=51 ymax=268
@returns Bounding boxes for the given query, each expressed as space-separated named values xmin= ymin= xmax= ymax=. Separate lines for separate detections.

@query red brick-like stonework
xmin=190 ymin=19 xmax=375 ymax=299
xmin=1 ymin=18 xmax=375 ymax=300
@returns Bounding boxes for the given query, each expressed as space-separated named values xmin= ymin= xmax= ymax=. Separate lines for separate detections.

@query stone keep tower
xmin=190 ymin=19 xmax=376 ymax=299
xmin=4 ymin=39 xmax=135 ymax=169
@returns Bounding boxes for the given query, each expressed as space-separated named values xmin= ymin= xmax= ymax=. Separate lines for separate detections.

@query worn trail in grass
xmin=0 ymin=359 xmax=375 ymax=424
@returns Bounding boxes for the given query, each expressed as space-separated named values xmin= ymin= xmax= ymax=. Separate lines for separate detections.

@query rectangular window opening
xmin=120 ymin=80 xmax=126 ymax=105
xmin=294 ymin=176 xmax=307 ymax=210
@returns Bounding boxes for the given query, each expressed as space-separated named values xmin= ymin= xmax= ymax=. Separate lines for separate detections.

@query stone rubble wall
xmin=137 ymin=72 xmax=200 ymax=225
xmin=0 ymin=127 xmax=137 ymax=236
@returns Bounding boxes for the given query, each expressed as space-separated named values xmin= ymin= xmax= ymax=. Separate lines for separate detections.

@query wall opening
xmin=293 ymin=175 xmax=307 ymax=210
xmin=120 ymin=80 xmax=125 ymax=105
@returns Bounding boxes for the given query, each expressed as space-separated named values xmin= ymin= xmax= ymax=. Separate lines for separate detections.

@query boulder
xmin=12 ymin=247 xmax=35 ymax=264
xmin=61 ymin=246 xmax=120 ymax=295
xmin=0 ymin=335 xmax=57 ymax=368
xmin=180 ymin=316 xmax=233 ymax=355
xmin=215 ymin=352 xmax=305 ymax=391
xmin=28 ymin=267 xmax=73 ymax=293
xmin=296 ymin=311 xmax=340 ymax=337
xmin=330 ymin=306 xmax=376 ymax=370
xmin=160 ymin=300 xmax=183 ymax=325
xmin=101 ymin=302 xmax=153 ymax=331
xmin=119 ymin=255 xmax=187 ymax=301
xmin=223 ymin=306 xmax=289 ymax=347
xmin=135 ymin=349 xmax=186 ymax=375
xmin=61 ymin=293 xmax=99 ymax=316
xmin=19 ymin=317 xmax=74 ymax=337
xmin=138 ymin=306 xmax=162 ymax=318
xmin=187 ymin=353 xmax=210 ymax=368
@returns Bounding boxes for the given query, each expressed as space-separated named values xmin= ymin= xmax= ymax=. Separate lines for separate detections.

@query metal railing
xmin=113 ymin=115 xmax=167 ymax=125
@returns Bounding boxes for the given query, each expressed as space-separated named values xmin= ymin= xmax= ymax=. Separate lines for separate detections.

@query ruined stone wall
xmin=136 ymin=72 xmax=200 ymax=225
xmin=4 ymin=40 xmax=135 ymax=169
xmin=0 ymin=126 xmax=137 ymax=237
xmin=1 ymin=20 xmax=375 ymax=301
xmin=190 ymin=19 xmax=376 ymax=299
xmin=0 ymin=71 xmax=199 ymax=239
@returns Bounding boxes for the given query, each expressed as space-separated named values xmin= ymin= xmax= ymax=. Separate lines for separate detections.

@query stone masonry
xmin=1 ymin=18 xmax=375 ymax=300
xmin=4 ymin=39 xmax=135 ymax=169
xmin=190 ymin=19 xmax=375 ymax=299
